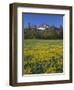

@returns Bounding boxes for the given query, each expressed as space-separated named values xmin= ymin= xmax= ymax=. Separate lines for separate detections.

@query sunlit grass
xmin=24 ymin=39 xmax=63 ymax=74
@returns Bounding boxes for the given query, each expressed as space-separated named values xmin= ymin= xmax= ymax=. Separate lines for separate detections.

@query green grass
xmin=24 ymin=39 xmax=63 ymax=74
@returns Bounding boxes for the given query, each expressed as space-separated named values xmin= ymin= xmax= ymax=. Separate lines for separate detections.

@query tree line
xmin=24 ymin=24 xmax=63 ymax=40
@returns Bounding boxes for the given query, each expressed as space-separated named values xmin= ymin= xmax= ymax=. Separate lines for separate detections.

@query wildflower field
xmin=24 ymin=39 xmax=63 ymax=74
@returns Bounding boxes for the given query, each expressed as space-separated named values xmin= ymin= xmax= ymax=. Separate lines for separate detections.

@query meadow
xmin=24 ymin=39 xmax=63 ymax=74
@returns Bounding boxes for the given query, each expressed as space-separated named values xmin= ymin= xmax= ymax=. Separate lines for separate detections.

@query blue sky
xmin=23 ymin=13 xmax=63 ymax=28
